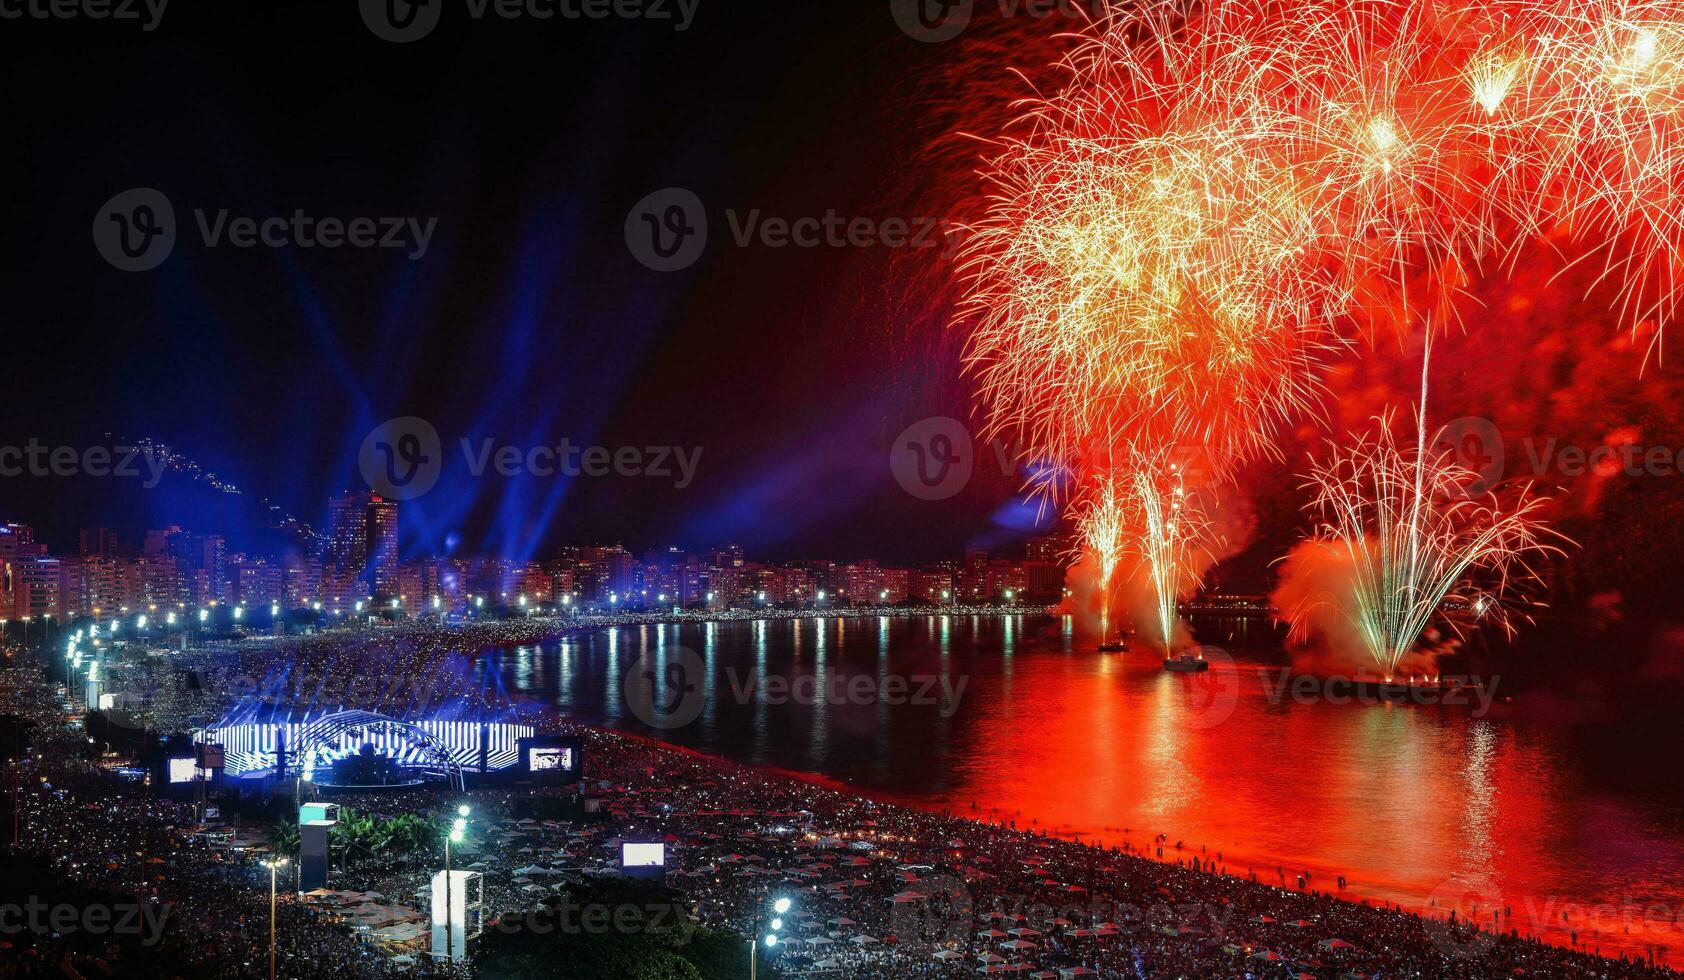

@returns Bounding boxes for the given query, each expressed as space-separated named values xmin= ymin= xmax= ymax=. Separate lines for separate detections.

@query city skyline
xmin=1 ymin=495 xmax=1072 ymax=623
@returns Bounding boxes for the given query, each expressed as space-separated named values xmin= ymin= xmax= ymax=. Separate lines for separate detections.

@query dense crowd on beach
xmin=5 ymin=619 xmax=1682 ymax=978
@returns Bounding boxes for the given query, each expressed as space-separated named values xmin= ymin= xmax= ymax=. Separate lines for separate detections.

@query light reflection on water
xmin=475 ymin=614 xmax=1684 ymax=964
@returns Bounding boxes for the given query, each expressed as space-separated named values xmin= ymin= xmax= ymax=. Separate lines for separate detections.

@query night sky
xmin=2 ymin=2 xmax=1046 ymax=564
xmin=8 ymin=2 xmax=1684 ymax=627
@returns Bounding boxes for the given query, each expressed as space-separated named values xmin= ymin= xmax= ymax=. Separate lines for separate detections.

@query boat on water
xmin=1097 ymin=639 xmax=1129 ymax=653
xmin=1162 ymin=653 xmax=1210 ymax=673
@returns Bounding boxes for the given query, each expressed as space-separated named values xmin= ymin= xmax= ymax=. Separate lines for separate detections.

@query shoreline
xmin=589 ymin=723 xmax=1684 ymax=971
xmin=71 ymin=614 xmax=1684 ymax=973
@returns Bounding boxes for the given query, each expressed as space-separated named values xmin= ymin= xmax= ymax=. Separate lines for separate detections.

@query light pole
xmin=444 ymin=804 xmax=469 ymax=962
xmin=751 ymin=895 xmax=791 ymax=980
xmin=263 ymin=857 xmax=289 ymax=980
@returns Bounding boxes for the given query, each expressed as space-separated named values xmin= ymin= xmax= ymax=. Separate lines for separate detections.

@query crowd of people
xmin=5 ymin=621 xmax=1682 ymax=978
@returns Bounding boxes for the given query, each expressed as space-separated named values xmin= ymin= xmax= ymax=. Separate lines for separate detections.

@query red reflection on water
xmin=885 ymin=653 xmax=1684 ymax=967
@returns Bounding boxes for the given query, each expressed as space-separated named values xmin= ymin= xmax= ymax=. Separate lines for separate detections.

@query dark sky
xmin=1 ymin=1 xmax=1053 ymax=564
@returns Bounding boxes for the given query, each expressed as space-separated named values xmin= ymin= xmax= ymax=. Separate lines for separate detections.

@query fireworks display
xmin=955 ymin=0 xmax=1684 ymax=661
xmin=1278 ymin=400 xmax=1564 ymax=675
xmin=1126 ymin=454 xmax=1217 ymax=653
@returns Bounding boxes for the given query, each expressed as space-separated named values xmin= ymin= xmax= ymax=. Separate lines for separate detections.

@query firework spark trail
xmin=1282 ymin=413 xmax=1564 ymax=675
xmin=1074 ymin=452 xmax=1219 ymax=652
xmin=952 ymin=0 xmax=1679 ymax=657
xmin=1073 ymin=472 xmax=1128 ymax=639
xmin=1128 ymin=456 xmax=1216 ymax=654
xmin=960 ymin=0 xmax=1684 ymax=477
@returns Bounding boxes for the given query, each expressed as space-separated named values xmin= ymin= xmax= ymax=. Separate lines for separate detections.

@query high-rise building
xmin=79 ymin=527 xmax=121 ymax=559
xmin=325 ymin=492 xmax=400 ymax=595
xmin=61 ymin=556 xmax=125 ymax=616
xmin=14 ymin=556 xmax=61 ymax=619
xmin=235 ymin=560 xmax=285 ymax=607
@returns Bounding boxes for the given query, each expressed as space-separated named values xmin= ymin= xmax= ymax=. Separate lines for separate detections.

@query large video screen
xmin=621 ymin=842 xmax=665 ymax=868
xmin=167 ymin=758 xmax=203 ymax=784
xmin=528 ymin=747 xmax=572 ymax=772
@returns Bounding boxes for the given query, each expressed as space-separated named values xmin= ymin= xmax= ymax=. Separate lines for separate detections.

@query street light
xmin=751 ymin=894 xmax=793 ymax=980
xmin=262 ymin=857 xmax=289 ymax=980
xmin=444 ymin=806 xmax=470 ymax=962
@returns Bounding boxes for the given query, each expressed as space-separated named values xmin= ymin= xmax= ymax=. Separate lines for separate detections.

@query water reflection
xmin=474 ymin=614 xmax=1684 ymax=963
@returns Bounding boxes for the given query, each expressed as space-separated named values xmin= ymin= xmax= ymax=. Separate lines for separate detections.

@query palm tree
xmin=268 ymin=816 xmax=300 ymax=856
